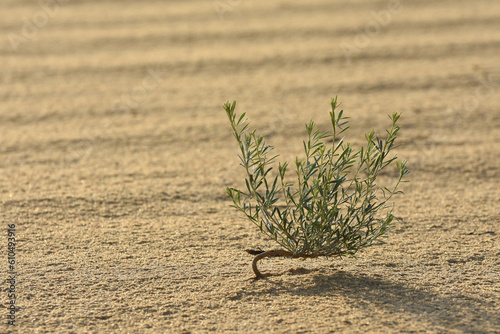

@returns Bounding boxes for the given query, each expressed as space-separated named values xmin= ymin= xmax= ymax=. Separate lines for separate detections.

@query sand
xmin=1 ymin=0 xmax=499 ymax=332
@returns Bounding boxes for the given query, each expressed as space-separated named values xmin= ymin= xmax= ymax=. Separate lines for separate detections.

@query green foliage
xmin=224 ymin=97 xmax=409 ymax=259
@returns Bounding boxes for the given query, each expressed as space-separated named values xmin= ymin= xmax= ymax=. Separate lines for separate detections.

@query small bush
xmin=224 ymin=97 xmax=409 ymax=278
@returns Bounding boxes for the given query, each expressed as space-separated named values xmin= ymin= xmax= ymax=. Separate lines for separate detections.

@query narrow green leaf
xmin=237 ymin=112 xmax=246 ymax=125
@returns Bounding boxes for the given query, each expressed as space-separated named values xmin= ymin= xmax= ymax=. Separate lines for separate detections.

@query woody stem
xmin=251 ymin=249 xmax=293 ymax=278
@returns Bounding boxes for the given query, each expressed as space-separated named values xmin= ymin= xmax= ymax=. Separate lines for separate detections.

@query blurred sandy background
xmin=1 ymin=0 xmax=499 ymax=332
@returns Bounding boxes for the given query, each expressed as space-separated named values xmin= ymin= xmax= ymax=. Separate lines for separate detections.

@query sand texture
xmin=1 ymin=0 xmax=499 ymax=332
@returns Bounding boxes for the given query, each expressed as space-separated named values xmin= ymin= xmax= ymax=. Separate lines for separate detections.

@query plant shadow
xmin=243 ymin=269 xmax=496 ymax=333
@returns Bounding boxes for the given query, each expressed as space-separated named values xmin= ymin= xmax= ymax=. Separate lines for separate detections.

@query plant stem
xmin=251 ymin=250 xmax=293 ymax=278
xmin=249 ymin=249 xmax=332 ymax=278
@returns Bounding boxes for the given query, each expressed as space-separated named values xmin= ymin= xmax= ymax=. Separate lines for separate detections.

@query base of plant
xmin=245 ymin=249 xmax=325 ymax=278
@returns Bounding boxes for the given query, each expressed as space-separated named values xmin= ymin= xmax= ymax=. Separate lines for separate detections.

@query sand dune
xmin=1 ymin=0 xmax=499 ymax=332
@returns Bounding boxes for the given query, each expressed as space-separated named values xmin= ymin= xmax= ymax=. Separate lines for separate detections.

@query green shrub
xmin=224 ymin=97 xmax=409 ymax=278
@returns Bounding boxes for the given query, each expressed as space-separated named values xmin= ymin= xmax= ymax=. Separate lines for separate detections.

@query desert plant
xmin=224 ymin=97 xmax=409 ymax=278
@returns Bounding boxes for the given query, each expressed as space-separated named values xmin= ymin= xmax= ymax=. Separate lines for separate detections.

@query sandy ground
xmin=1 ymin=0 xmax=499 ymax=333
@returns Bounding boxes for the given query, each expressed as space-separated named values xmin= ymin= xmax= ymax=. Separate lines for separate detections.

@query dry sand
xmin=1 ymin=0 xmax=499 ymax=332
